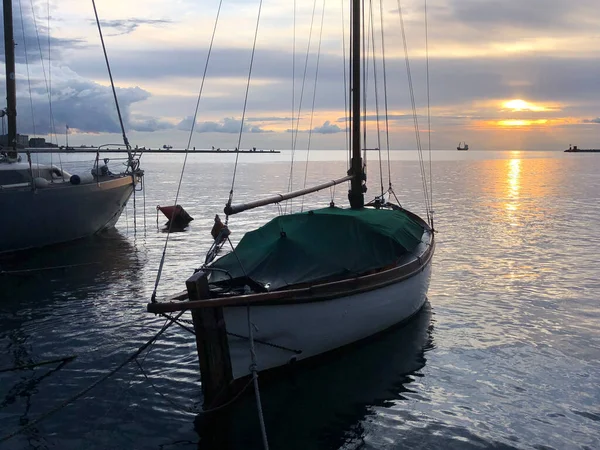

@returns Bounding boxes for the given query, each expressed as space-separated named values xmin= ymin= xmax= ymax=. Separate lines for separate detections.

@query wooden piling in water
xmin=186 ymin=271 xmax=233 ymax=409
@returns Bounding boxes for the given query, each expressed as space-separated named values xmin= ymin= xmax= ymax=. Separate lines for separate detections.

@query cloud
xmin=443 ymin=0 xmax=597 ymax=32
xmin=311 ymin=121 xmax=343 ymax=134
xmin=13 ymin=65 xmax=165 ymax=135
xmin=582 ymin=118 xmax=600 ymax=124
xmin=336 ymin=115 xmax=414 ymax=123
xmin=129 ymin=114 xmax=173 ymax=132
xmin=95 ymin=19 xmax=171 ymax=36
xmin=286 ymin=120 xmax=345 ymax=134
xmin=177 ymin=117 xmax=269 ymax=133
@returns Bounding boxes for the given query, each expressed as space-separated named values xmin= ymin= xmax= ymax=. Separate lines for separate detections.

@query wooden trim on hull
xmin=147 ymin=231 xmax=435 ymax=313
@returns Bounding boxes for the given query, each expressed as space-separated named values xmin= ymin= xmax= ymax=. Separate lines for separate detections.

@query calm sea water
xmin=1 ymin=150 xmax=599 ymax=449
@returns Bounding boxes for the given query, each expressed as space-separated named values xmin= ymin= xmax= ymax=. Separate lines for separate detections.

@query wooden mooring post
xmin=186 ymin=271 xmax=233 ymax=410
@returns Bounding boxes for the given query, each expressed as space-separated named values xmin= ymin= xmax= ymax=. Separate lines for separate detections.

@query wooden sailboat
xmin=0 ymin=0 xmax=143 ymax=254
xmin=148 ymin=0 xmax=435 ymax=408
xmin=457 ymin=141 xmax=469 ymax=150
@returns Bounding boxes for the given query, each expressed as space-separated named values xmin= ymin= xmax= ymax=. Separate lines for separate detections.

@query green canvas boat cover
xmin=210 ymin=206 xmax=425 ymax=291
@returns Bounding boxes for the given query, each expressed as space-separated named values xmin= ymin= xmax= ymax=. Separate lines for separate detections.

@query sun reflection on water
xmin=505 ymin=157 xmax=521 ymax=224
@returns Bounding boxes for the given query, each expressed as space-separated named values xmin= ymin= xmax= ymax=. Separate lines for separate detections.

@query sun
xmin=497 ymin=119 xmax=548 ymax=127
xmin=502 ymin=99 xmax=547 ymax=112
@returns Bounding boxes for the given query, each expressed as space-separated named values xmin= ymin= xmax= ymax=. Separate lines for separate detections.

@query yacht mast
xmin=348 ymin=0 xmax=364 ymax=209
xmin=3 ymin=0 xmax=18 ymax=160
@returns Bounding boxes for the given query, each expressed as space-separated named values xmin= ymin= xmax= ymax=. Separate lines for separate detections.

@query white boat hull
xmin=0 ymin=176 xmax=136 ymax=253
xmin=223 ymin=258 xmax=432 ymax=380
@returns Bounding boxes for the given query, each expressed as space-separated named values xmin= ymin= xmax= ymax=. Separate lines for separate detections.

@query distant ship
xmin=564 ymin=145 xmax=600 ymax=153
xmin=457 ymin=142 xmax=469 ymax=151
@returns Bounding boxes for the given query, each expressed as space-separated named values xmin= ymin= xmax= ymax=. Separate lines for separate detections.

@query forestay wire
xmin=92 ymin=0 xmax=130 ymax=150
xmin=225 ymin=0 xmax=265 ymax=218
xmin=286 ymin=0 xmax=319 ymax=214
xmin=300 ymin=0 xmax=327 ymax=212
xmin=150 ymin=1 xmax=224 ymax=302
xmin=424 ymin=0 xmax=434 ymax=228
xmin=396 ymin=0 xmax=432 ymax=225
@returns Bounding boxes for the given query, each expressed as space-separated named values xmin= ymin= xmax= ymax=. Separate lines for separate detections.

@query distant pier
xmin=564 ymin=146 xmax=600 ymax=153
xmin=22 ymin=147 xmax=281 ymax=154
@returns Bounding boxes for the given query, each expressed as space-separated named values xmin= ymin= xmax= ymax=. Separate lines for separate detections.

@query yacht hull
xmin=0 ymin=176 xmax=136 ymax=254
xmin=223 ymin=257 xmax=432 ymax=379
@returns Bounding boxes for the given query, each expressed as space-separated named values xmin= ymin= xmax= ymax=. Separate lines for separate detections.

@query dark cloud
xmin=15 ymin=74 xmax=163 ymax=135
xmin=443 ymin=0 xmax=598 ymax=32
xmin=582 ymin=118 xmax=600 ymax=124
xmin=95 ymin=19 xmax=171 ymax=37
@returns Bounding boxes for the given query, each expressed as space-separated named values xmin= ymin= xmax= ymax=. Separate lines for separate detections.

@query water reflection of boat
xmin=196 ymin=302 xmax=433 ymax=450
xmin=0 ymin=229 xmax=139 ymax=308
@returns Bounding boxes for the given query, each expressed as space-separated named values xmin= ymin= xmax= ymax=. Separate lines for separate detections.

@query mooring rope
xmin=0 ymin=313 xmax=183 ymax=444
xmin=226 ymin=238 xmax=269 ymax=449
xmin=247 ymin=303 xmax=270 ymax=450
xmin=0 ymin=355 xmax=76 ymax=374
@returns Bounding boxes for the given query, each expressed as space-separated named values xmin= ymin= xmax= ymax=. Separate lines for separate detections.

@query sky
xmin=1 ymin=0 xmax=599 ymax=151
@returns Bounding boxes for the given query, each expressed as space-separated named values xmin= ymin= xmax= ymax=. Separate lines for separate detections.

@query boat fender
xmin=70 ymin=173 xmax=95 ymax=185
xmin=33 ymin=177 xmax=49 ymax=188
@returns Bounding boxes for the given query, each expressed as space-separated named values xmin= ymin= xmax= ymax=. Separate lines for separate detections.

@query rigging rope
xmin=378 ymin=0 xmax=393 ymax=190
xmin=424 ymin=0 xmax=434 ymax=228
xmin=226 ymin=0 xmax=265 ymax=216
xmin=396 ymin=0 xmax=431 ymax=223
xmin=91 ymin=0 xmax=130 ymax=150
xmin=28 ymin=0 xmax=61 ymax=173
xmin=17 ymin=0 xmax=37 ymax=139
xmin=285 ymin=0 xmax=319 ymax=215
xmin=368 ymin=0 xmax=384 ymax=198
xmin=301 ymin=0 xmax=327 ymax=212
xmin=341 ymin=0 xmax=351 ymax=172
xmin=150 ymin=0 xmax=224 ymax=302
xmin=290 ymin=0 xmax=297 ymax=205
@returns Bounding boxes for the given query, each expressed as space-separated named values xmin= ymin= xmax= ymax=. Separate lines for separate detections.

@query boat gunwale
xmin=0 ymin=173 xmax=140 ymax=192
xmin=147 ymin=229 xmax=434 ymax=313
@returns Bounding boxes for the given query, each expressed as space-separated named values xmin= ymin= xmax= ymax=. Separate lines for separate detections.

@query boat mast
xmin=348 ymin=0 xmax=364 ymax=209
xmin=3 ymin=0 xmax=18 ymax=160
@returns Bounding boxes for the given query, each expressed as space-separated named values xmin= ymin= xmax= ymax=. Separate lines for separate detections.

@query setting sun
xmin=497 ymin=119 xmax=548 ymax=127
xmin=502 ymin=99 xmax=548 ymax=112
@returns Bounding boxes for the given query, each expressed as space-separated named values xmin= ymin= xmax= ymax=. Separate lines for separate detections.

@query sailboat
xmin=0 ymin=0 xmax=143 ymax=254
xmin=457 ymin=141 xmax=469 ymax=150
xmin=148 ymin=0 xmax=435 ymax=408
